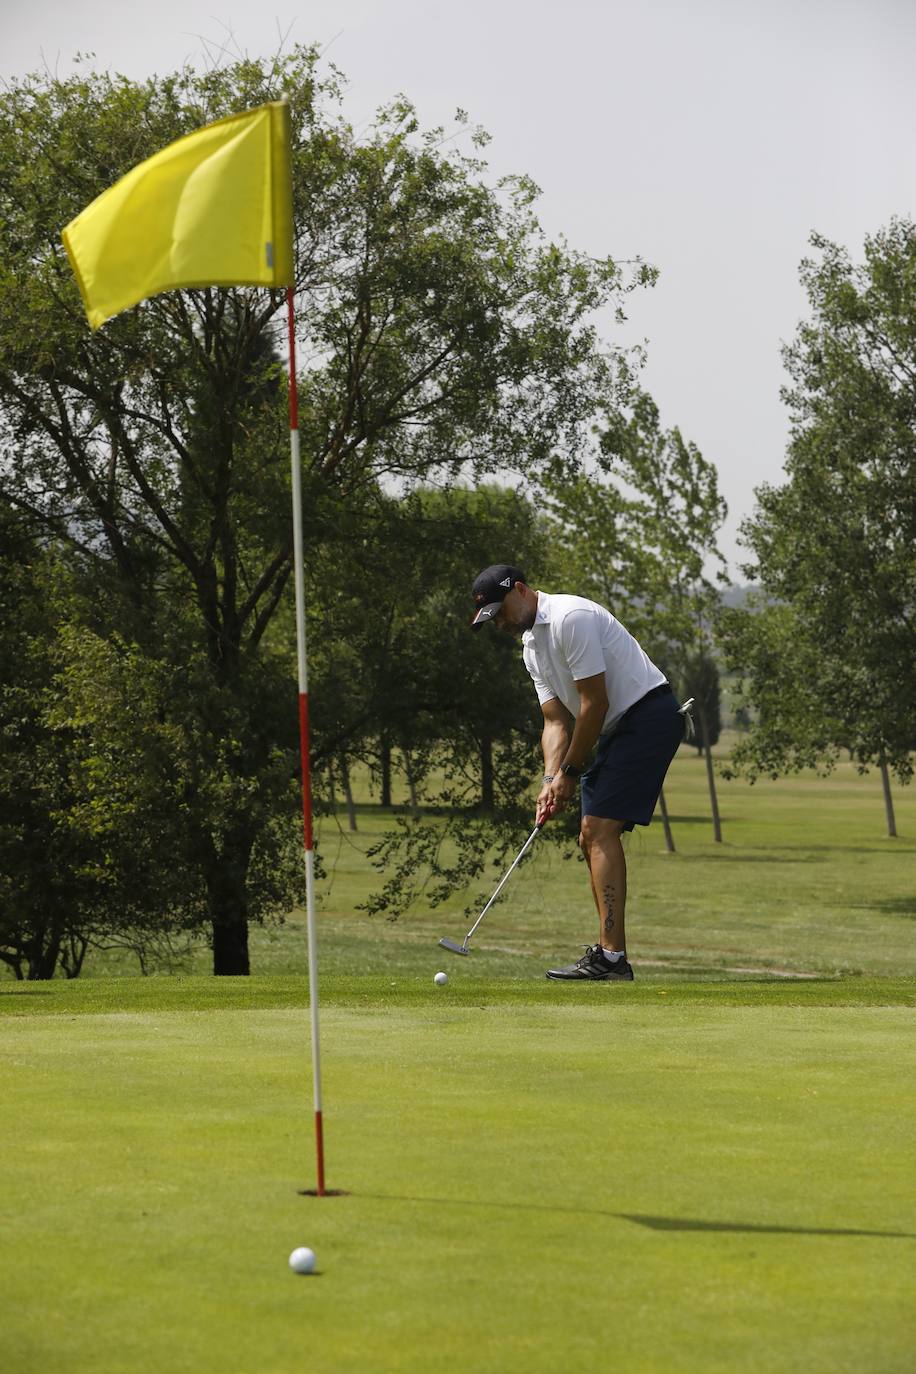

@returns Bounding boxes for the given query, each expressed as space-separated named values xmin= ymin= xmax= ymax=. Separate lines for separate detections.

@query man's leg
xmin=580 ymin=815 xmax=627 ymax=953
xmin=545 ymin=813 xmax=632 ymax=980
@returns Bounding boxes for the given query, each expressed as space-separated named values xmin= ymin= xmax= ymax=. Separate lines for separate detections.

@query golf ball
xmin=289 ymin=1246 xmax=317 ymax=1274
xmin=434 ymin=971 xmax=448 ymax=986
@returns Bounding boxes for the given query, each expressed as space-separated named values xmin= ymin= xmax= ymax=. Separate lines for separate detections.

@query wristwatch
xmin=559 ymin=761 xmax=581 ymax=779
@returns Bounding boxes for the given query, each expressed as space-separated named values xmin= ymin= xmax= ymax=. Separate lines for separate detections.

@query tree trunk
xmin=328 ymin=761 xmax=337 ymax=811
xmin=206 ymin=825 xmax=254 ymax=975
xmin=403 ymin=746 xmax=419 ymax=813
xmin=339 ymin=753 xmax=357 ymax=832
xmin=61 ymin=934 xmax=89 ymax=979
xmin=880 ymin=758 xmax=897 ymax=837
xmin=212 ymin=918 xmax=250 ymax=976
xmin=25 ymin=925 xmax=62 ymax=980
xmin=380 ymin=737 xmax=392 ymax=808
xmin=657 ymin=786 xmax=676 ymax=853
xmin=480 ymin=735 xmax=494 ymax=811
xmin=697 ymin=702 xmax=723 ymax=843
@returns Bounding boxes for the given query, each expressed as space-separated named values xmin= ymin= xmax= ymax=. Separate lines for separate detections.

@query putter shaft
xmin=437 ymin=820 xmax=544 ymax=955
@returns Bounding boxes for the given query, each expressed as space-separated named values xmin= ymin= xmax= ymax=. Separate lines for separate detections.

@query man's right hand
xmin=536 ymin=787 xmax=556 ymax=826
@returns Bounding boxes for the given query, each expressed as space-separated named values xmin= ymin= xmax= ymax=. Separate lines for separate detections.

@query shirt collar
xmin=522 ymin=591 xmax=552 ymax=647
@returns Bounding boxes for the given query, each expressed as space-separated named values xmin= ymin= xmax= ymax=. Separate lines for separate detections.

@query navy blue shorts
xmin=580 ymin=686 xmax=685 ymax=832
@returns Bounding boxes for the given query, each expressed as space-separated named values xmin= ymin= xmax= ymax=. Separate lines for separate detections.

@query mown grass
xmin=2 ymin=997 xmax=913 ymax=1373
xmin=0 ymin=972 xmax=913 ymax=1016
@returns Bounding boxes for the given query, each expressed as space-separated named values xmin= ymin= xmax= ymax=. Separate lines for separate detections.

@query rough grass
xmin=57 ymin=739 xmax=915 ymax=983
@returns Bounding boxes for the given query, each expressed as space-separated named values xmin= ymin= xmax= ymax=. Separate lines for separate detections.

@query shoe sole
xmin=545 ymin=971 xmax=635 ymax=982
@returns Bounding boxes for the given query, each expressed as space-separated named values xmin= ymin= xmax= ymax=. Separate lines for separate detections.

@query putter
xmin=438 ymin=817 xmax=547 ymax=956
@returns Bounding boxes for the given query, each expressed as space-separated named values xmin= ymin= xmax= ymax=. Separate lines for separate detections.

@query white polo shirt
xmin=521 ymin=592 xmax=667 ymax=733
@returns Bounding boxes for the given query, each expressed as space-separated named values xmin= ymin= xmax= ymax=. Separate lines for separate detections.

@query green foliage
xmin=305 ymin=483 xmax=569 ymax=921
xmin=536 ymin=392 xmax=730 ymax=838
xmin=541 ymin=390 xmax=727 ymax=666
xmin=718 ymin=599 xmax=840 ymax=780
xmin=0 ymin=511 xmax=168 ymax=977
xmin=48 ymin=616 xmax=302 ymax=922
xmin=0 ymin=510 xmax=77 ymax=978
xmin=721 ymin=222 xmax=916 ymax=787
xmin=681 ymin=651 xmax=721 ymax=752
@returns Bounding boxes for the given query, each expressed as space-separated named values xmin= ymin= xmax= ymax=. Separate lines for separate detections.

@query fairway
xmin=2 ymin=979 xmax=913 ymax=1373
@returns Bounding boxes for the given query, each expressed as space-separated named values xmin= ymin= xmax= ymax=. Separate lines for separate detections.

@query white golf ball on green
xmin=289 ymin=1246 xmax=316 ymax=1274
xmin=434 ymin=971 xmax=448 ymax=986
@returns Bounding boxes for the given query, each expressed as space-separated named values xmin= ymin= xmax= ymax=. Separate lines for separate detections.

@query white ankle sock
xmin=601 ymin=947 xmax=626 ymax=963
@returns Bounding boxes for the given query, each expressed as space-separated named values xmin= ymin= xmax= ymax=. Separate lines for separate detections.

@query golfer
xmin=471 ymin=564 xmax=688 ymax=981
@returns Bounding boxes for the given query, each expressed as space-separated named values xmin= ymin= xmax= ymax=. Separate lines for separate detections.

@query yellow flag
xmin=62 ymin=102 xmax=294 ymax=330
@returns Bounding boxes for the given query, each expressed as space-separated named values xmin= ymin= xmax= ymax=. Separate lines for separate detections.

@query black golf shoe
xmin=545 ymin=945 xmax=635 ymax=981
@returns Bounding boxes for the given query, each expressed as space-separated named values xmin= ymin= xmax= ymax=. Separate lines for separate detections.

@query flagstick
xmin=287 ymin=284 xmax=325 ymax=1197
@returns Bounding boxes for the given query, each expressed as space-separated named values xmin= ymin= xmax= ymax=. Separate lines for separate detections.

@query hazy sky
xmin=4 ymin=0 xmax=915 ymax=574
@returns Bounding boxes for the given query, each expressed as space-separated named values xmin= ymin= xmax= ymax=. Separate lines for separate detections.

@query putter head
xmin=438 ymin=937 xmax=470 ymax=956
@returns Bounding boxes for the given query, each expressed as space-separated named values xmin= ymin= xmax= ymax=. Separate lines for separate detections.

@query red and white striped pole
xmin=287 ymin=285 xmax=325 ymax=1196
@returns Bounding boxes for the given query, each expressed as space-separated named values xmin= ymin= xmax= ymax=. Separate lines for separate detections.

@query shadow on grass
xmin=350 ymin=1194 xmax=912 ymax=1239
xmin=859 ymin=897 xmax=916 ymax=918
xmin=671 ymin=845 xmax=894 ymax=862
xmin=640 ymin=974 xmax=841 ymax=985
xmin=669 ymin=853 xmax=828 ymax=864
xmin=652 ymin=815 xmax=714 ymax=827
xmin=620 ymin=1214 xmax=912 ymax=1238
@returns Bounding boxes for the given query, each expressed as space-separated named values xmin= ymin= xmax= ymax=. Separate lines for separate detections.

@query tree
xmin=379 ymin=485 xmax=547 ymax=815
xmin=0 ymin=508 xmax=84 ymax=978
xmin=0 ymin=50 xmax=653 ymax=971
xmin=299 ymin=482 xmax=550 ymax=920
xmin=0 ymin=509 xmax=188 ymax=978
xmin=682 ymin=652 xmax=721 ymax=758
xmin=719 ymin=222 xmax=916 ymax=833
xmin=542 ymin=391 xmax=728 ymax=845
xmin=277 ymin=481 xmax=544 ymax=803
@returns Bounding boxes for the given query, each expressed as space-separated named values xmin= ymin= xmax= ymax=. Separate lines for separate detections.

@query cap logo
xmin=499 ymin=578 xmax=511 ymax=587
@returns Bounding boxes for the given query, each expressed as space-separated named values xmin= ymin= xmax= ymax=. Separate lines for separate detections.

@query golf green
xmin=2 ymin=983 xmax=913 ymax=1372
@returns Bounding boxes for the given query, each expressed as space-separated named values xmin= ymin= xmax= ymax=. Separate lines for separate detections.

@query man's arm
xmin=536 ymin=696 xmax=574 ymax=822
xmin=541 ymin=695 xmax=574 ymax=772
xmin=543 ymin=672 xmax=609 ymax=815
xmin=563 ymin=672 xmax=609 ymax=772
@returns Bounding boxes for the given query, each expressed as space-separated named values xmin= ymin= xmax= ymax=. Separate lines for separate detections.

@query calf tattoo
xmin=602 ymin=883 xmax=615 ymax=938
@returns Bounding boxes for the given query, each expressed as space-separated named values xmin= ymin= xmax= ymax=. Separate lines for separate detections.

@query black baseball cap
xmin=470 ymin=563 xmax=526 ymax=628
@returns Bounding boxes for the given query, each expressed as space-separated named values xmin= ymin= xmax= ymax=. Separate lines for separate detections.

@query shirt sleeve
xmin=523 ymin=641 xmax=557 ymax=705
xmin=557 ymin=609 xmax=606 ymax=681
